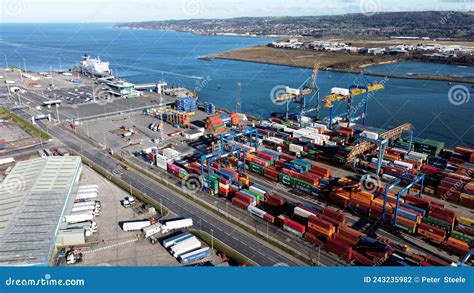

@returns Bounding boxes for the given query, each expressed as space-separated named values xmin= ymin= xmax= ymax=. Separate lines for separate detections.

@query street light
xmin=211 ymin=228 xmax=214 ymax=251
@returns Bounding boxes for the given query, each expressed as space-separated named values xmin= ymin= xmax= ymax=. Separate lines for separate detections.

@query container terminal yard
xmin=0 ymin=58 xmax=473 ymax=268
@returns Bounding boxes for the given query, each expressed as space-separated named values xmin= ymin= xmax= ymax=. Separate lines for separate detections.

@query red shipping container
xmin=296 ymin=172 xmax=321 ymax=186
xmin=263 ymin=213 xmax=275 ymax=223
xmin=417 ymin=222 xmax=446 ymax=242
xmin=256 ymin=151 xmax=274 ymax=162
xmin=232 ymin=197 xmax=249 ymax=210
xmin=235 ymin=191 xmax=253 ymax=204
xmin=318 ymin=213 xmax=342 ymax=231
xmin=442 ymin=240 xmax=469 ymax=256
xmin=279 ymin=153 xmax=295 ymax=161
xmin=325 ymin=238 xmax=353 ymax=261
xmin=281 ymin=168 xmax=300 ymax=178
xmin=251 ymin=157 xmax=269 ymax=167
xmin=322 ymin=207 xmax=346 ymax=223
xmin=353 ymin=251 xmax=377 ymax=266
xmin=424 ymin=255 xmax=451 ymax=266
xmin=265 ymin=192 xmax=285 ymax=206
xmin=284 ymin=218 xmax=306 ymax=234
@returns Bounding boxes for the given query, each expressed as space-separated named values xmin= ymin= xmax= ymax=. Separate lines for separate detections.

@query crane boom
xmin=345 ymin=123 xmax=413 ymax=166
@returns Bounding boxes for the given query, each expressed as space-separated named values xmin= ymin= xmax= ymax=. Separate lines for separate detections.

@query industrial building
xmin=0 ymin=156 xmax=82 ymax=266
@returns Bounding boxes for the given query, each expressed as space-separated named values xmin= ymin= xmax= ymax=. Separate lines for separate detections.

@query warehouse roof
xmin=0 ymin=156 xmax=82 ymax=266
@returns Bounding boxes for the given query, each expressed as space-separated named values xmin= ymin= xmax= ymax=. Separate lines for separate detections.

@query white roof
xmin=0 ymin=156 xmax=82 ymax=266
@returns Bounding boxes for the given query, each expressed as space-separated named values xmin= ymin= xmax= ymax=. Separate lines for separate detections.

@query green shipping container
xmin=293 ymin=177 xmax=313 ymax=189
xmin=278 ymin=173 xmax=294 ymax=186
xmin=395 ymin=223 xmax=415 ymax=234
xmin=451 ymin=230 xmax=474 ymax=244
xmin=249 ymin=162 xmax=264 ymax=175
xmin=422 ymin=216 xmax=452 ymax=232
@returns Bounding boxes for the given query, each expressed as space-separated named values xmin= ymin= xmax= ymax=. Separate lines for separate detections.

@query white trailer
xmin=142 ymin=222 xmax=162 ymax=238
xmin=73 ymin=201 xmax=100 ymax=208
xmin=0 ymin=157 xmax=15 ymax=165
xmin=75 ymin=191 xmax=98 ymax=200
xmin=163 ymin=232 xmax=194 ymax=248
xmin=77 ymin=187 xmax=99 ymax=193
xmin=171 ymin=237 xmax=201 ymax=257
xmin=64 ymin=211 xmax=94 ymax=223
xmin=161 ymin=218 xmax=193 ymax=234
xmin=71 ymin=204 xmax=97 ymax=213
xmin=122 ymin=220 xmax=152 ymax=232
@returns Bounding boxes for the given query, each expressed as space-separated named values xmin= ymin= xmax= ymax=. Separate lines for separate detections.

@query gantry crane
xmin=322 ymin=73 xmax=385 ymax=128
xmin=273 ymin=62 xmax=320 ymax=120
xmin=345 ymin=123 xmax=414 ymax=174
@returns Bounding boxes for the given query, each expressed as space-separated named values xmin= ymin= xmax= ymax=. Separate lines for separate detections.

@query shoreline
xmin=202 ymin=55 xmax=474 ymax=85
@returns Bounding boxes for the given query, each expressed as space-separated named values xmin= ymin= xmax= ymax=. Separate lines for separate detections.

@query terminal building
xmin=0 ymin=156 xmax=82 ymax=266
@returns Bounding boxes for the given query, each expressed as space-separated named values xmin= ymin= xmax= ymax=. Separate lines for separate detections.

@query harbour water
xmin=1 ymin=23 xmax=473 ymax=147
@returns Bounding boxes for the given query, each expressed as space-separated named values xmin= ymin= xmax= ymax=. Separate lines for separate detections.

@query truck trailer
xmin=122 ymin=220 xmax=152 ymax=231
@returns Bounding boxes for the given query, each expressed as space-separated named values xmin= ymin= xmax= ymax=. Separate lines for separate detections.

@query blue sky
xmin=0 ymin=0 xmax=472 ymax=23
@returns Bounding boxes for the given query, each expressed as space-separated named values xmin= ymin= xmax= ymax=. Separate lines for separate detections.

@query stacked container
xmin=176 ymin=97 xmax=197 ymax=112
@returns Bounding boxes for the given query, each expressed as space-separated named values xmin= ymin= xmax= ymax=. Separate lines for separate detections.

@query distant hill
xmin=116 ymin=11 xmax=474 ymax=40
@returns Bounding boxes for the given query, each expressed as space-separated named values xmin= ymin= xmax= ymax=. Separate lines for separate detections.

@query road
xmin=36 ymin=121 xmax=306 ymax=266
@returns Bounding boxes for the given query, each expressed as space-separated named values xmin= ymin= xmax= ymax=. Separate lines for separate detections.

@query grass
xmin=0 ymin=107 xmax=52 ymax=141
xmin=207 ymin=44 xmax=395 ymax=70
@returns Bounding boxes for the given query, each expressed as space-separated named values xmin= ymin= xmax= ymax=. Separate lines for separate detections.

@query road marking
xmin=82 ymin=237 xmax=139 ymax=255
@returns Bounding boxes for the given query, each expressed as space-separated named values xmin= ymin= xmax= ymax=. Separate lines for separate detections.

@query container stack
xmin=203 ymin=102 xmax=215 ymax=114
xmin=230 ymin=113 xmax=240 ymax=125
xmin=176 ymin=97 xmax=197 ymax=113
xmin=205 ymin=115 xmax=226 ymax=135
xmin=219 ymin=113 xmax=231 ymax=125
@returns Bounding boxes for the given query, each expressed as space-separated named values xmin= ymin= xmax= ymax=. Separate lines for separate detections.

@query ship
xmin=77 ymin=54 xmax=111 ymax=77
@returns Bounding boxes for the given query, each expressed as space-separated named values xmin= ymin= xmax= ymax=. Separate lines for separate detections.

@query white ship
xmin=77 ymin=54 xmax=111 ymax=77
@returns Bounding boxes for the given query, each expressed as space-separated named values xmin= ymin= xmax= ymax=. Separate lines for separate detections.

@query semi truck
xmin=161 ymin=218 xmax=193 ymax=234
xmin=122 ymin=220 xmax=152 ymax=232
xmin=179 ymin=247 xmax=210 ymax=264
xmin=170 ymin=237 xmax=201 ymax=258
xmin=64 ymin=211 xmax=94 ymax=223
xmin=67 ymin=221 xmax=98 ymax=237
xmin=142 ymin=222 xmax=162 ymax=238
xmin=73 ymin=200 xmax=101 ymax=209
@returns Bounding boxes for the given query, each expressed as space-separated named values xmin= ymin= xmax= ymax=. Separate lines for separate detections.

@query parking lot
xmin=74 ymin=166 xmax=181 ymax=266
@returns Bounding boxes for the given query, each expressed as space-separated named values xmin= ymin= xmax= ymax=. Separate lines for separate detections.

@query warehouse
xmin=0 ymin=156 xmax=82 ymax=266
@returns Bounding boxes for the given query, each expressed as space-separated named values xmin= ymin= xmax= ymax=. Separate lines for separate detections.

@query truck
xmin=163 ymin=232 xmax=194 ymax=249
xmin=64 ymin=211 xmax=94 ymax=223
xmin=170 ymin=237 xmax=201 ymax=258
xmin=57 ymin=148 xmax=70 ymax=156
xmin=161 ymin=218 xmax=193 ymax=234
xmin=142 ymin=222 xmax=162 ymax=238
xmin=122 ymin=196 xmax=135 ymax=208
xmin=179 ymin=247 xmax=210 ymax=264
xmin=0 ymin=157 xmax=15 ymax=165
xmin=122 ymin=220 xmax=152 ymax=232
xmin=67 ymin=221 xmax=98 ymax=236
xmin=71 ymin=204 xmax=99 ymax=213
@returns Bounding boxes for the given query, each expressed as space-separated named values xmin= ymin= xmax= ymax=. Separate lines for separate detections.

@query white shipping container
xmin=247 ymin=205 xmax=266 ymax=219
xmin=331 ymin=87 xmax=350 ymax=96
xmin=271 ymin=123 xmax=286 ymax=131
xmin=289 ymin=144 xmax=304 ymax=153
xmin=294 ymin=207 xmax=318 ymax=219
xmin=360 ymin=131 xmax=379 ymax=140
xmin=285 ymin=86 xmax=301 ymax=96
xmin=393 ymin=160 xmax=413 ymax=170
xmin=163 ymin=148 xmax=181 ymax=159
xmin=249 ymin=185 xmax=267 ymax=197
xmin=283 ymin=127 xmax=295 ymax=133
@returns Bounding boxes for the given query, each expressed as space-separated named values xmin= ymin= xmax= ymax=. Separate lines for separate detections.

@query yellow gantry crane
xmin=274 ymin=62 xmax=320 ymax=120
xmin=322 ymin=73 xmax=385 ymax=128
xmin=345 ymin=123 xmax=414 ymax=173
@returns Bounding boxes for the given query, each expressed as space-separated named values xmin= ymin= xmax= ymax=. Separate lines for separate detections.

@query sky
xmin=0 ymin=0 xmax=472 ymax=23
